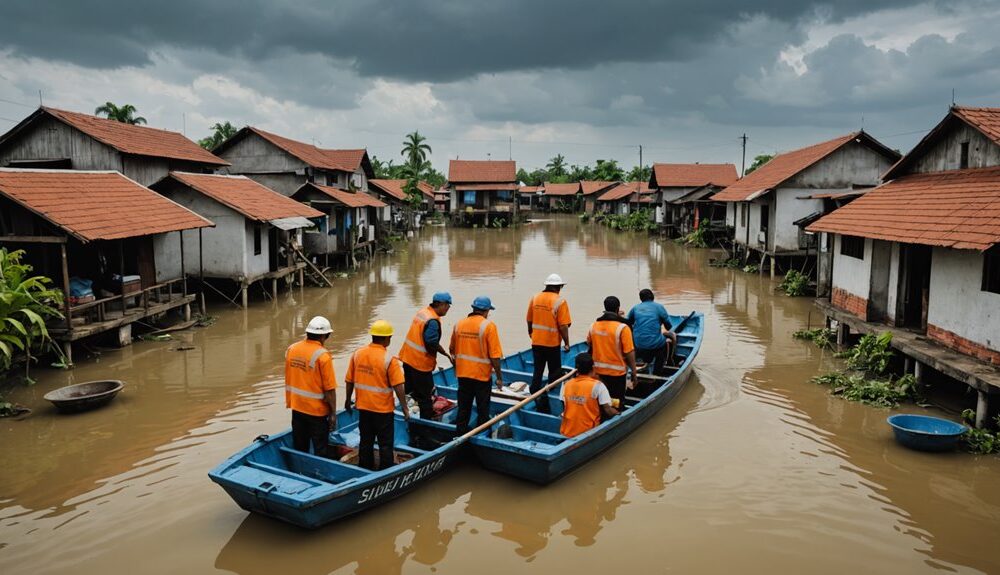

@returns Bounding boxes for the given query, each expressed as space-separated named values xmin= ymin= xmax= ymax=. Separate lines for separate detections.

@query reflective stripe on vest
xmin=354 ymin=383 xmax=392 ymax=394
xmin=352 ymin=347 xmax=399 ymax=411
xmin=284 ymin=385 xmax=325 ymax=399
xmin=308 ymin=347 xmax=329 ymax=369
xmin=404 ymin=339 xmax=427 ymax=353
xmin=457 ymin=318 xmax=493 ymax=363
xmin=531 ymin=324 xmax=557 ymax=332
xmin=400 ymin=307 xmax=437 ymax=371
xmin=592 ymin=323 xmax=626 ymax=371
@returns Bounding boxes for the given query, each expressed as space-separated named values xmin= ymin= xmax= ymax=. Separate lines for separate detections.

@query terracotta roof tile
xmin=885 ymin=107 xmax=1000 ymax=180
xmin=519 ymin=185 xmax=543 ymax=193
xmin=542 ymin=182 xmax=581 ymax=196
xmin=162 ymin=172 xmax=322 ymax=221
xmin=807 ymin=167 xmax=1000 ymax=251
xmin=247 ymin=127 xmax=354 ymax=171
xmin=448 ymin=160 xmax=516 ymax=183
xmin=650 ymin=163 xmax=738 ymax=188
xmin=298 ymin=183 xmax=387 ymax=208
xmin=322 ymin=149 xmax=367 ymax=172
xmin=714 ymin=133 xmax=864 ymax=202
xmin=580 ymin=181 xmax=618 ymax=196
xmin=953 ymin=107 xmax=1000 ymax=146
xmin=0 ymin=169 xmax=212 ymax=242
xmin=40 ymin=107 xmax=228 ymax=166
xmin=453 ymin=183 xmax=519 ymax=191
xmin=598 ymin=181 xmax=649 ymax=201
xmin=368 ymin=179 xmax=435 ymax=201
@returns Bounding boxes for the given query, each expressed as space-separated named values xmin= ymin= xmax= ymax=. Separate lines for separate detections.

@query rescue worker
xmin=626 ymin=288 xmax=677 ymax=375
xmin=525 ymin=273 xmax=572 ymax=414
xmin=560 ymin=353 xmax=619 ymax=438
xmin=586 ymin=296 xmax=638 ymax=410
xmin=450 ymin=296 xmax=504 ymax=435
xmin=284 ymin=316 xmax=338 ymax=458
xmin=399 ymin=292 xmax=454 ymax=418
xmin=344 ymin=320 xmax=409 ymax=470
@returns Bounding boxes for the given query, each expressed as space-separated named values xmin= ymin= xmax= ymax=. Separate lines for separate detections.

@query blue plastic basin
xmin=887 ymin=414 xmax=967 ymax=452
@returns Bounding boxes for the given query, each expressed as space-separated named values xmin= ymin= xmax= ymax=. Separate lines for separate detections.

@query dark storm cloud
xmin=0 ymin=0 xmax=920 ymax=81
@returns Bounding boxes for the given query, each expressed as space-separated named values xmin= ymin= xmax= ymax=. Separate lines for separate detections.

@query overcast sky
xmin=1 ymin=1 xmax=998 ymax=174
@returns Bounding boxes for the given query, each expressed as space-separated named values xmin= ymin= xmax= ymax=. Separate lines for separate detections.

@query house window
xmin=253 ymin=224 xmax=262 ymax=255
xmin=759 ymin=205 xmax=769 ymax=233
xmin=840 ymin=235 xmax=865 ymax=259
xmin=463 ymin=191 xmax=477 ymax=205
xmin=496 ymin=190 xmax=513 ymax=202
xmin=984 ymin=245 xmax=1000 ymax=294
xmin=740 ymin=204 xmax=747 ymax=227
xmin=960 ymin=142 xmax=970 ymax=169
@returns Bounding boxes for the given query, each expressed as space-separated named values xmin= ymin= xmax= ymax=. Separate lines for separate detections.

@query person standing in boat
xmin=525 ymin=273 xmax=572 ymax=414
xmin=400 ymin=292 xmax=454 ymax=419
xmin=626 ymin=288 xmax=677 ymax=375
xmin=284 ymin=316 xmax=339 ymax=458
xmin=587 ymin=296 xmax=638 ymax=410
xmin=345 ymin=320 xmax=409 ymax=470
xmin=560 ymin=353 xmax=619 ymax=438
xmin=450 ymin=296 xmax=504 ymax=435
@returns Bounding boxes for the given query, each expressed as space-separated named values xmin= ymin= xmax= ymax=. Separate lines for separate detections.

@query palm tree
xmin=401 ymin=131 xmax=432 ymax=170
xmin=546 ymin=154 xmax=567 ymax=177
xmin=94 ymin=102 xmax=146 ymax=125
xmin=198 ymin=121 xmax=238 ymax=150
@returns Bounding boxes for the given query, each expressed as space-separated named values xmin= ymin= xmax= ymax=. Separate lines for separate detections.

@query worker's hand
xmin=403 ymin=409 xmax=411 ymax=421
xmin=562 ymin=341 xmax=571 ymax=352
xmin=495 ymin=377 xmax=504 ymax=390
xmin=328 ymin=414 xmax=338 ymax=431
xmin=627 ymin=375 xmax=638 ymax=390
xmin=447 ymin=353 xmax=455 ymax=365
xmin=343 ymin=399 xmax=353 ymax=415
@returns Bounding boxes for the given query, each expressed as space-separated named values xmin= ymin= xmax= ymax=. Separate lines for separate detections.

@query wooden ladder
xmin=290 ymin=244 xmax=334 ymax=288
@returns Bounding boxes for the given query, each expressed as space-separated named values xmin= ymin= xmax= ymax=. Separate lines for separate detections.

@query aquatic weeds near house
xmin=793 ymin=327 xmax=835 ymax=349
xmin=837 ymin=332 xmax=894 ymax=375
xmin=809 ymin=331 xmax=919 ymax=408
xmin=778 ymin=270 xmax=809 ymax=296
xmin=675 ymin=227 xmax=708 ymax=247
xmin=961 ymin=410 xmax=1000 ymax=454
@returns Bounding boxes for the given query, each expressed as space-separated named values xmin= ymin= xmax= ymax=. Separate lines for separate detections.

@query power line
xmin=0 ymin=96 xmax=34 ymax=109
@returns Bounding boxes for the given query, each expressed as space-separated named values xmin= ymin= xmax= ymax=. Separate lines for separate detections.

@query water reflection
xmin=448 ymin=228 xmax=522 ymax=279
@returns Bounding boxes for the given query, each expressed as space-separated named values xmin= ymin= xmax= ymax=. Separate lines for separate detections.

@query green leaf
xmin=4 ymin=317 xmax=27 ymax=336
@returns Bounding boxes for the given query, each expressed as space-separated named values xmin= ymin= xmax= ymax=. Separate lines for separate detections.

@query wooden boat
xmin=462 ymin=312 xmax=703 ymax=484
xmin=44 ymin=380 xmax=125 ymax=413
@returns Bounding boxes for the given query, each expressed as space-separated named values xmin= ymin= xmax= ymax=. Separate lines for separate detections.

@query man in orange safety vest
xmin=284 ymin=316 xmax=338 ymax=458
xmin=560 ymin=352 xmax=619 ymax=437
xmin=450 ymin=296 xmax=504 ymax=435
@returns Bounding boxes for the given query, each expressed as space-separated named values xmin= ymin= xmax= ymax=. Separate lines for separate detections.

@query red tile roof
xmin=368 ymin=179 xmax=435 ymax=201
xmin=598 ymin=181 xmax=648 ymax=201
xmin=322 ymin=149 xmax=368 ymax=173
xmin=162 ymin=172 xmax=322 ymax=222
xmin=448 ymin=160 xmax=516 ymax=183
xmin=37 ymin=107 xmax=228 ymax=166
xmin=0 ymin=169 xmax=212 ymax=242
xmin=807 ymin=167 xmax=1000 ymax=251
xmin=453 ymin=183 xmax=519 ymax=191
xmin=580 ymin=181 xmax=618 ymax=196
xmin=885 ymin=107 xmax=1000 ymax=180
xmin=650 ymin=163 xmax=738 ymax=188
xmin=953 ymin=107 xmax=1000 ymax=145
xmin=543 ymin=182 xmax=581 ymax=196
xmin=245 ymin=127 xmax=356 ymax=171
xmin=298 ymin=183 xmax=386 ymax=208
xmin=714 ymin=133 xmax=875 ymax=202
xmin=519 ymin=185 xmax=543 ymax=193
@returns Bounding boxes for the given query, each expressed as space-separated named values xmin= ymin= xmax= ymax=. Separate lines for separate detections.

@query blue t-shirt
xmin=422 ymin=318 xmax=441 ymax=350
xmin=626 ymin=301 xmax=671 ymax=350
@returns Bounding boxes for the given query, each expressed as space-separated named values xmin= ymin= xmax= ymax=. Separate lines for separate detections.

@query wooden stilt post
xmin=179 ymin=231 xmax=187 ymax=296
xmin=913 ymin=361 xmax=923 ymax=384
xmin=60 ymin=242 xmax=72 ymax=333
xmin=904 ymin=357 xmax=913 ymax=374
xmin=241 ymin=282 xmax=248 ymax=309
xmin=975 ymin=391 xmax=989 ymax=429
xmin=62 ymin=341 xmax=73 ymax=368
xmin=271 ymin=277 xmax=278 ymax=300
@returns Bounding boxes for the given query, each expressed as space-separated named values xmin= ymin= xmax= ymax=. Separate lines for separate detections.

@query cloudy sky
xmin=1 ymin=0 xmax=998 ymax=174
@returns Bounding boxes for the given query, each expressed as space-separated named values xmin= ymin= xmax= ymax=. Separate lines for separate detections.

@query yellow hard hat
xmin=369 ymin=320 xmax=394 ymax=337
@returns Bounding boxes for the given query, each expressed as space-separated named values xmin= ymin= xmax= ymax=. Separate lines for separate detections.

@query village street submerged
xmin=2 ymin=217 xmax=999 ymax=575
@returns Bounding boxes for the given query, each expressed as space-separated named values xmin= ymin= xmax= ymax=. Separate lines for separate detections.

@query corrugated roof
xmin=650 ymin=163 xmax=738 ymax=188
xmin=543 ymin=182 xmax=581 ymax=196
xmin=580 ymin=181 xmax=618 ymax=196
xmin=297 ymin=183 xmax=387 ymax=208
xmin=807 ymin=166 xmax=1000 ymax=251
xmin=884 ymin=107 xmax=1000 ymax=180
xmin=368 ymin=179 xmax=435 ymax=201
xmin=0 ymin=169 xmax=212 ymax=242
xmin=30 ymin=107 xmax=229 ymax=166
xmin=448 ymin=160 xmax=516 ymax=183
xmin=714 ymin=133 xmax=879 ymax=202
xmin=162 ymin=172 xmax=322 ymax=222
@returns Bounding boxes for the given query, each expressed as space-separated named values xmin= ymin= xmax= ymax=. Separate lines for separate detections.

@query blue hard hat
xmin=472 ymin=296 xmax=495 ymax=311
xmin=432 ymin=291 xmax=453 ymax=304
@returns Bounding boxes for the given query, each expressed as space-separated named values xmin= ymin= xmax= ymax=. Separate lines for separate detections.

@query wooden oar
xmin=670 ymin=311 xmax=697 ymax=334
xmin=454 ymin=368 xmax=579 ymax=443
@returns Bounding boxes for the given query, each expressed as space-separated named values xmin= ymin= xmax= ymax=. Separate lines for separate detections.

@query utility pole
xmin=740 ymin=133 xmax=748 ymax=177
xmin=38 ymin=90 xmax=43 ymax=106
xmin=508 ymin=136 xmax=512 ymax=161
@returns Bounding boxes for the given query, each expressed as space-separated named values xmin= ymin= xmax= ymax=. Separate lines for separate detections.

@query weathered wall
xmin=885 ymin=242 xmax=902 ymax=324
xmin=830 ymin=234 xmax=873 ymax=306
xmin=152 ymin=186 xmax=248 ymax=280
xmin=726 ymin=203 xmax=736 ymax=227
xmin=242 ymin=173 xmax=306 ymax=197
xmin=122 ymin=155 xmax=170 ymax=186
xmin=218 ymin=133 xmax=307 ymax=176
xmin=0 ymin=116 xmax=122 ymax=170
xmin=773 ymin=189 xmax=824 ymax=252
xmin=733 ymin=200 xmax=767 ymax=250
xmin=244 ymin=220 xmax=271 ymax=279
xmin=785 ymin=141 xmax=894 ymax=188
xmin=910 ymin=123 xmax=1000 ymax=174
xmin=927 ymin=247 xmax=999 ymax=356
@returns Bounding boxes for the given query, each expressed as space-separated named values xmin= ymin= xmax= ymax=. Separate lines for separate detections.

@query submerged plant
xmin=811 ymin=372 xmax=918 ymax=408
xmin=961 ymin=410 xmax=1000 ymax=455
xmin=778 ymin=270 xmax=810 ymax=296
xmin=676 ymin=227 xmax=708 ymax=248
xmin=837 ymin=332 xmax=894 ymax=375
xmin=793 ymin=327 xmax=835 ymax=349
xmin=742 ymin=264 xmax=759 ymax=274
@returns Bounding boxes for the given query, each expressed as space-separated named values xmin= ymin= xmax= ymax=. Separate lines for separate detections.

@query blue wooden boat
xmin=463 ymin=312 xmax=703 ymax=484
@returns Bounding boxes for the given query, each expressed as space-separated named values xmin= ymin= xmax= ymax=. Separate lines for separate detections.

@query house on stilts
xmin=649 ymin=163 xmax=738 ymax=240
xmin=447 ymin=160 xmax=518 ymax=226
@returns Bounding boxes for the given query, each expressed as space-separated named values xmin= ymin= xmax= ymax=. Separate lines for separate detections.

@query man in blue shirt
xmin=626 ymin=289 xmax=676 ymax=375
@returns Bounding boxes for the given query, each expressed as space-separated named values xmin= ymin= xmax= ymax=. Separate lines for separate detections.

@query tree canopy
xmin=94 ymin=102 xmax=146 ymax=125
xmin=198 ymin=121 xmax=239 ymax=150
xmin=745 ymin=154 xmax=774 ymax=175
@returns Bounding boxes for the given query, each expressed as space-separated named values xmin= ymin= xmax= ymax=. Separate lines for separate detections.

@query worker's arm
xmin=344 ymin=381 xmax=354 ymax=413
xmin=601 ymin=403 xmax=620 ymax=417
xmin=448 ymin=327 xmax=457 ymax=356
xmin=526 ymin=301 xmax=533 ymax=337
xmin=425 ymin=319 xmax=452 ymax=364
xmin=436 ymin=342 xmax=453 ymax=365
xmin=490 ymin=358 xmax=504 ymax=390
xmin=392 ymin=384 xmax=410 ymax=420
xmin=324 ymin=390 xmax=338 ymax=430
xmin=558 ymin=324 xmax=571 ymax=352
xmin=625 ymin=350 xmax=638 ymax=390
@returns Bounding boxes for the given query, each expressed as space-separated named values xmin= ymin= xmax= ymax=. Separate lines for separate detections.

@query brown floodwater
xmin=2 ymin=215 xmax=999 ymax=574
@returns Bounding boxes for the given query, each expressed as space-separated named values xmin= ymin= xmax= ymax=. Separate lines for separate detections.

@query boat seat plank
xmin=509 ymin=424 xmax=566 ymax=445
xmin=278 ymin=447 xmax=372 ymax=481
xmin=518 ymin=410 xmax=562 ymax=434
xmin=245 ymin=460 xmax=333 ymax=488
xmin=227 ymin=464 xmax=321 ymax=495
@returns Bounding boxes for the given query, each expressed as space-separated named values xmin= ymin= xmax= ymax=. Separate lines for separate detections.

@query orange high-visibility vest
xmin=560 ymin=375 xmax=604 ymax=438
xmin=526 ymin=291 xmax=571 ymax=347
xmin=399 ymin=306 xmax=440 ymax=372
xmin=451 ymin=314 xmax=503 ymax=382
xmin=284 ymin=339 xmax=337 ymax=416
xmin=587 ymin=320 xmax=633 ymax=376
xmin=348 ymin=343 xmax=405 ymax=413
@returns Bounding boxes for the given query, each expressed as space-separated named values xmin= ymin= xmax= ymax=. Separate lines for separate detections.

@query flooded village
xmin=3 ymin=3 xmax=1000 ymax=574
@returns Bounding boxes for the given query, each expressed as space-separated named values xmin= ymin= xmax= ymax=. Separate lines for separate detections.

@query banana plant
xmin=0 ymin=248 xmax=64 ymax=375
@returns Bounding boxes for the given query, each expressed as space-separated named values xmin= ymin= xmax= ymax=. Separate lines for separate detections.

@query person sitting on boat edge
xmin=626 ymin=288 xmax=677 ymax=375
xmin=586 ymin=296 xmax=638 ymax=411
xmin=284 ymin=316 xmax=338 ymax=459
xmin=526 ymin=273 xmax=572 ymax=415
xmin=400 ymin=291 xmax=454 ymax=419
xmin=450 ymin=296 xmax=504 ymax=435
xmin=561 ymin=353 xmax=619 ymax=438
xmin=345 ymin=320 xmax=409 ymax=471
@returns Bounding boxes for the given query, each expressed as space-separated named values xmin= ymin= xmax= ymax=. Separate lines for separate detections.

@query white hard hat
xmin=305 ymin=316 xmax=333 ymax=335
xmin=544 ymin=273 xmax=565 ymax=286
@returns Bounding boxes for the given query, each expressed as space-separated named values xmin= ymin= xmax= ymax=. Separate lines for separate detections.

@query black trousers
xmin=598 ymin=373 xmax=627 ymax=409
xmin=358 ymin=409 xmax=395 ymax=470
xmin=636 ymin=343 xmax=667 ymax=376
xmin=456 ymin=377 xmax=492 ymax=435
xmin=403 ymin=362 xmax=435 ymax=419
xmin=531 ymin=345 xmax=562 ymax=414
xmin=291 ymin=410 xmax=330 ymax=458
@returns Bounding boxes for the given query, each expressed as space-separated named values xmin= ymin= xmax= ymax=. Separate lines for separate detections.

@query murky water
xmin=2 ymin=215 xmax=999 ymax=574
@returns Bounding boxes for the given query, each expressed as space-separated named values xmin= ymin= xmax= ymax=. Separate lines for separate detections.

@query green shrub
xmin=961 ymin=410 xmax=1000 ymax=454
xmin=793 ymin=327 xmax=835 ymax=349
xmin=676 ymin=227 xmax=708 ymax=248
xmin=811 ymin=372 xmax=918 ymax=408
xmin=603 ymin=209 xmax=656 ymax=232
xmin=742 ymin=264 xmax=759 ymax=273
xmin=778 ymin=270 xmax=809 ymax=296
xmin=1 ymin=248 xmax=65 ymax=375
xmin=836 ymin=332 xmax=894 ymax=375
